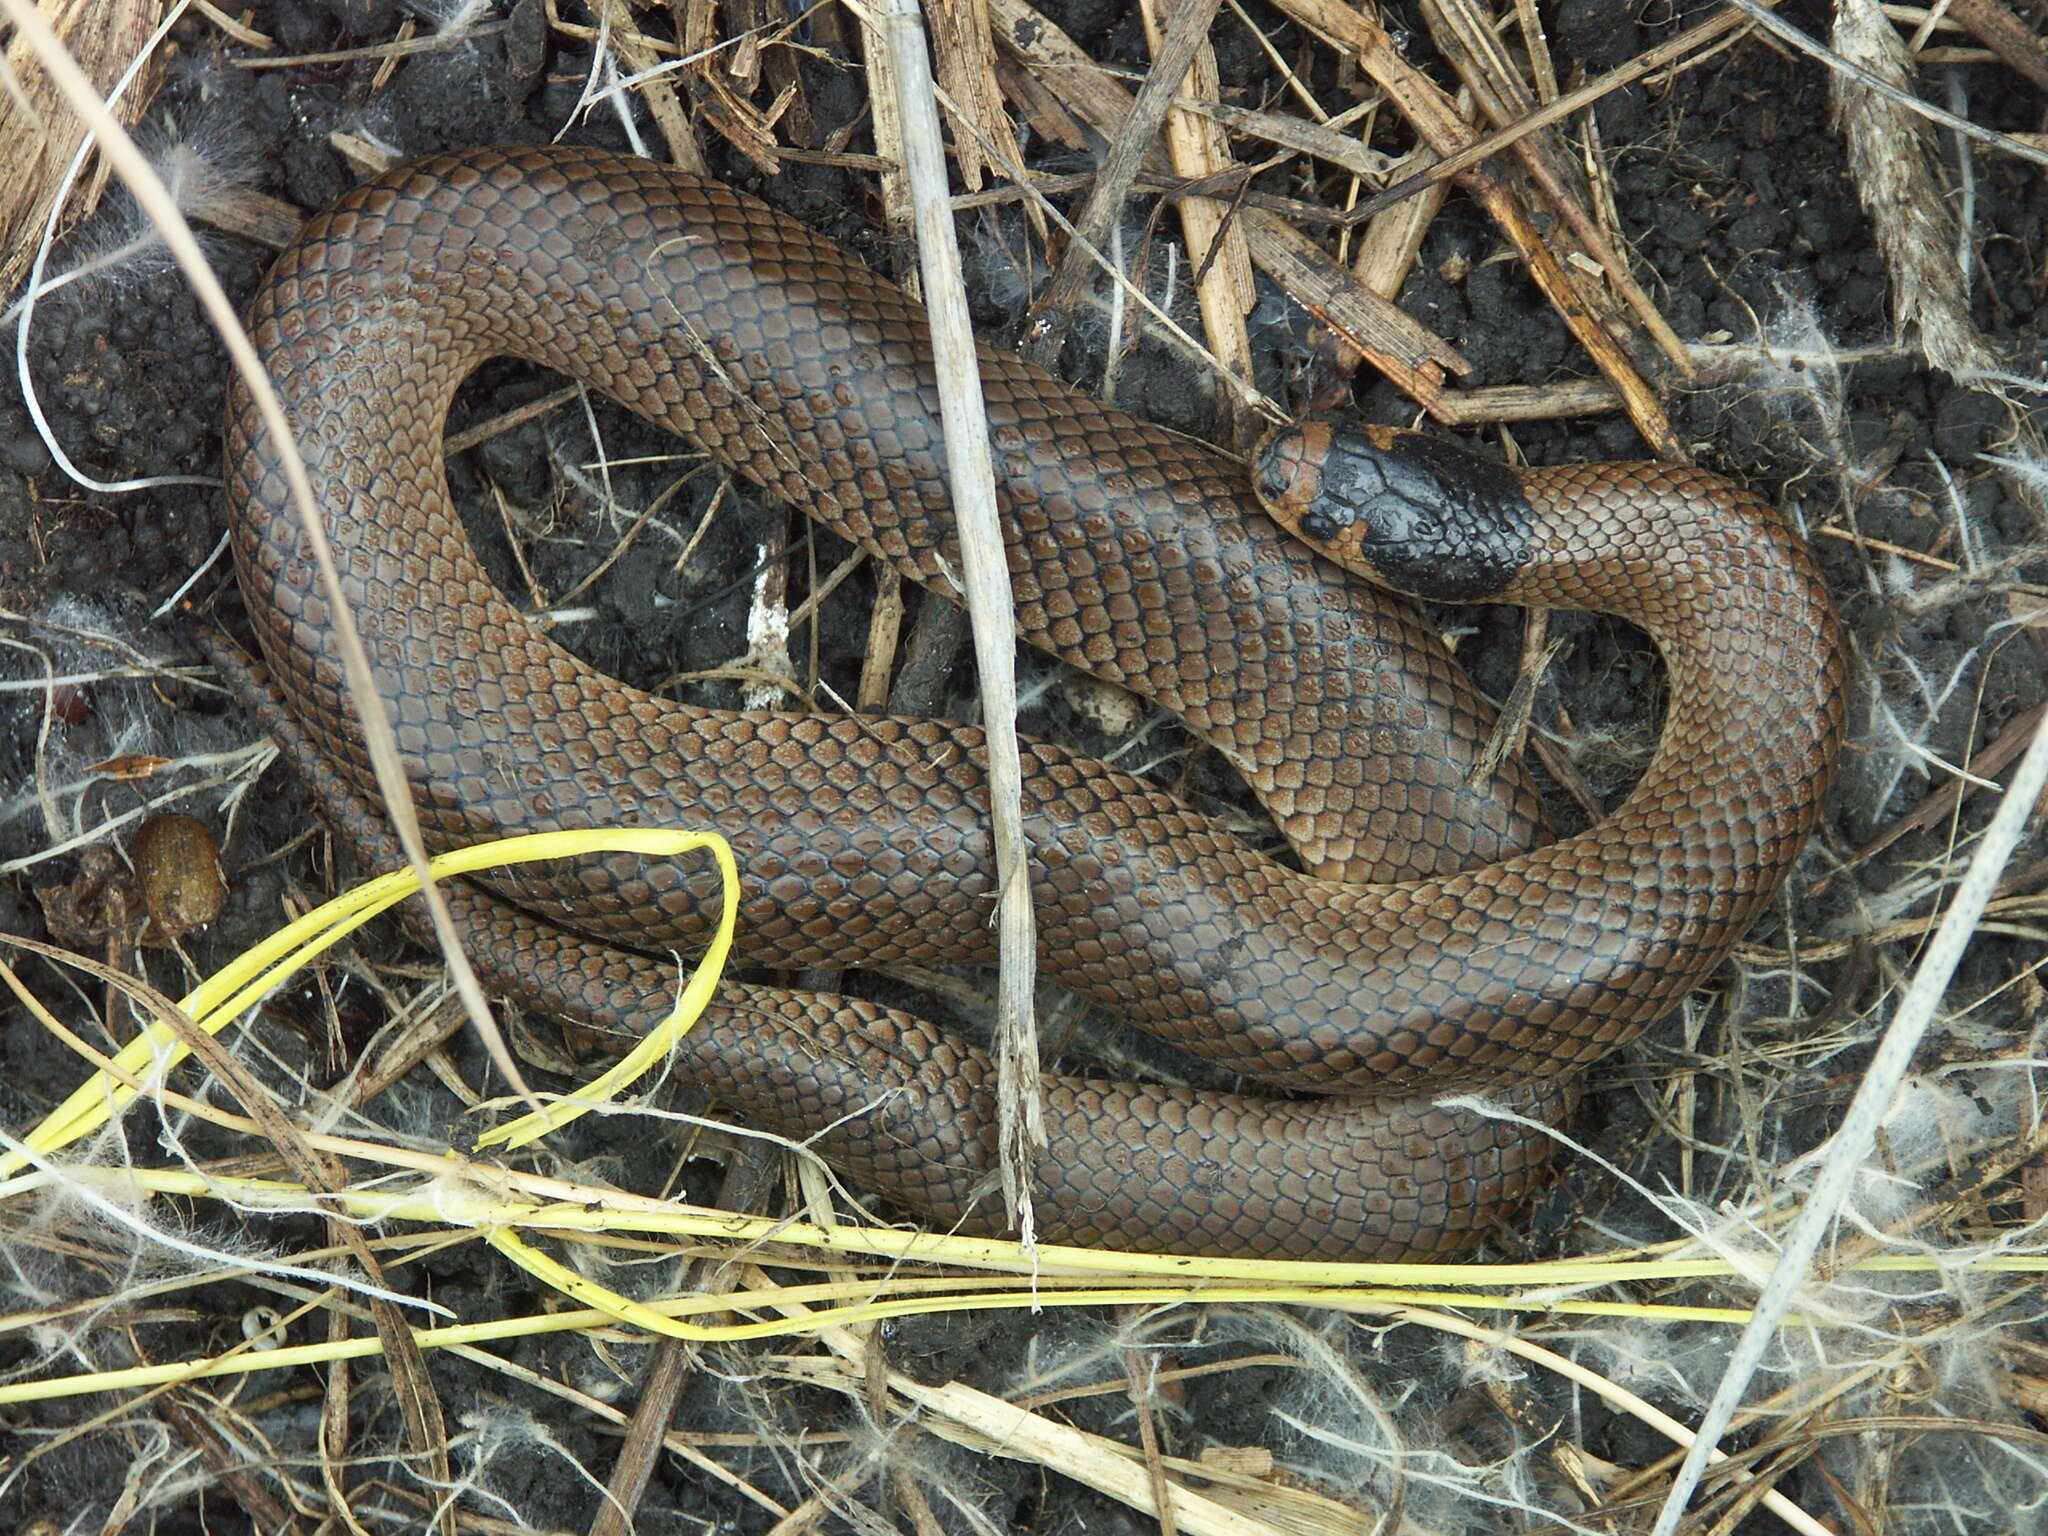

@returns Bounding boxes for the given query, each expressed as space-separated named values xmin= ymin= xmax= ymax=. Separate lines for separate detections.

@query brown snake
xmin=224 ymin=146 xmax=1848 ymax=1259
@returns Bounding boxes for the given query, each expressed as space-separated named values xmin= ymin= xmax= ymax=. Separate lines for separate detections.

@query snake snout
xmin=1249 ymin=423 xmax=1335 ymax=533
xmin=1256 ymin=456 xmax=1290 ymax=507
xmin=1249 ymin=429 xmax=1291 ymax=502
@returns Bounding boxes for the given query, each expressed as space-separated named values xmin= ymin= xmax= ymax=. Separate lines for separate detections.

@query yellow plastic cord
xmin=2 ymin=829 xmax=736 ymax=1178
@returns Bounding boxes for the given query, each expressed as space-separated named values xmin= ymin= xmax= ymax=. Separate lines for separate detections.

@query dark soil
xmin=3 ymin=0 xmax=2046 ymax=1532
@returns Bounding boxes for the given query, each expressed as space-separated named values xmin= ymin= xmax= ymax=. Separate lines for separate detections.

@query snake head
xmin=1252 ymin=423 xmax=1533 ymax=604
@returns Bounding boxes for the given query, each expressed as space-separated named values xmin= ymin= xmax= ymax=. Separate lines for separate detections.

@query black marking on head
xmin=1311 ymin=427 xmax=1534 ymax=602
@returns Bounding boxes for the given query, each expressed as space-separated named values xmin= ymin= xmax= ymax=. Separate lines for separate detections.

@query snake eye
xmin=1299 ymin=509 xmax=1338 ymax=544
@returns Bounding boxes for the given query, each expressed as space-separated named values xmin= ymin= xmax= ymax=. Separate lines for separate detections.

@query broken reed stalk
xmin=876 ymin=0 xmax=1046 ymax=1239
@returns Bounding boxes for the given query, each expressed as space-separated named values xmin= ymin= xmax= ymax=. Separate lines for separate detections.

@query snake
xmin=222 ymin=145 xmax=1847 ymax=1259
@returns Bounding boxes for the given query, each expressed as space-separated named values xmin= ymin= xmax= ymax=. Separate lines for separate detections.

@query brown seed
xmin=48 ymin=683 xmax=92 ymax=726
xmin=133 ymin=813 xmax=227 ymax=935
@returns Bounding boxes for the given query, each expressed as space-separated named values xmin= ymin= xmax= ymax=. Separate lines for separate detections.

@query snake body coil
xmin=226 ymin=146 xmax=1847 ymax=1258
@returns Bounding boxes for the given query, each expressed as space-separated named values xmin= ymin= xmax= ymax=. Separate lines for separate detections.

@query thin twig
xmin=229 ymin=20 xmax=508 ymax=68
xmin=1022 ymin=0 xmax=1227 ymax=360
xmin=1939 ymin=0 xmax=2048 ymax=92
xmin=1346 ymin=2 xmax=1760 ymax=226
xmin=877 ymin=0 xmax=1045 ymax=1244
xmin=586 ymin=1146 xmax=779 ymax=1536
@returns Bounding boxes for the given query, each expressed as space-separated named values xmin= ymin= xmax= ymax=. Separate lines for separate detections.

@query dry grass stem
xmin=856 ymin=565 xmax=907 ymax=711
xmin=1831 ymin=0 xmax=1998 ymax=380
xmin=1727 ymin=0 xmax=2048 ymax=170
xmin=923 ymin=0 xmax=1011 ymax=191
xmin=1241 ymin=206 xmax=1467 ymax=409
xmin=1021 ymin=0 xmax=1226 ymax=362
xmin=876 ymin=0 xmax=1044 ymax=1238
xmin=1137 ymin=0 xmax=1260 ymax=446
xmin=586 ymin=1147 xmax=780 ymax=1536
xmin=0 ymin=0 xmax=162 ymax=296
xmin=1350 ymin=3 xmax=1759 ymax=226
xmin=1268 ymin=0 xmax=1680 ymax=453
xmin=1176 ymin=93 xmax=1393 ymax=181
xmin=1934 ymin=0 xmax=2048 ymax=91
xmin=1417 ymin=0 xmax=1692 ymax=377
xmin=1652 ymin=708 xmax=2048 ymax=1534
xmin=591 ymin=0 xmax=709 ymax=175
xmin=1437 ymin=377 xmax=1623 ymax=423
xmin=226 ymin=17 xmax=507 ymax=70
xmin=987 ymin=0 xmax=1472 ymax=411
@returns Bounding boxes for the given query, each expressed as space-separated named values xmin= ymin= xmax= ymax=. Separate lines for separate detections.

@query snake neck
xmin=1324 ymin=460 xmax=1849 ymax=1080
xmin=1507 ymin=461 xmax=1846 ymax=807
xmin=1146 ymin=448 xmax=1851 ymax=1092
